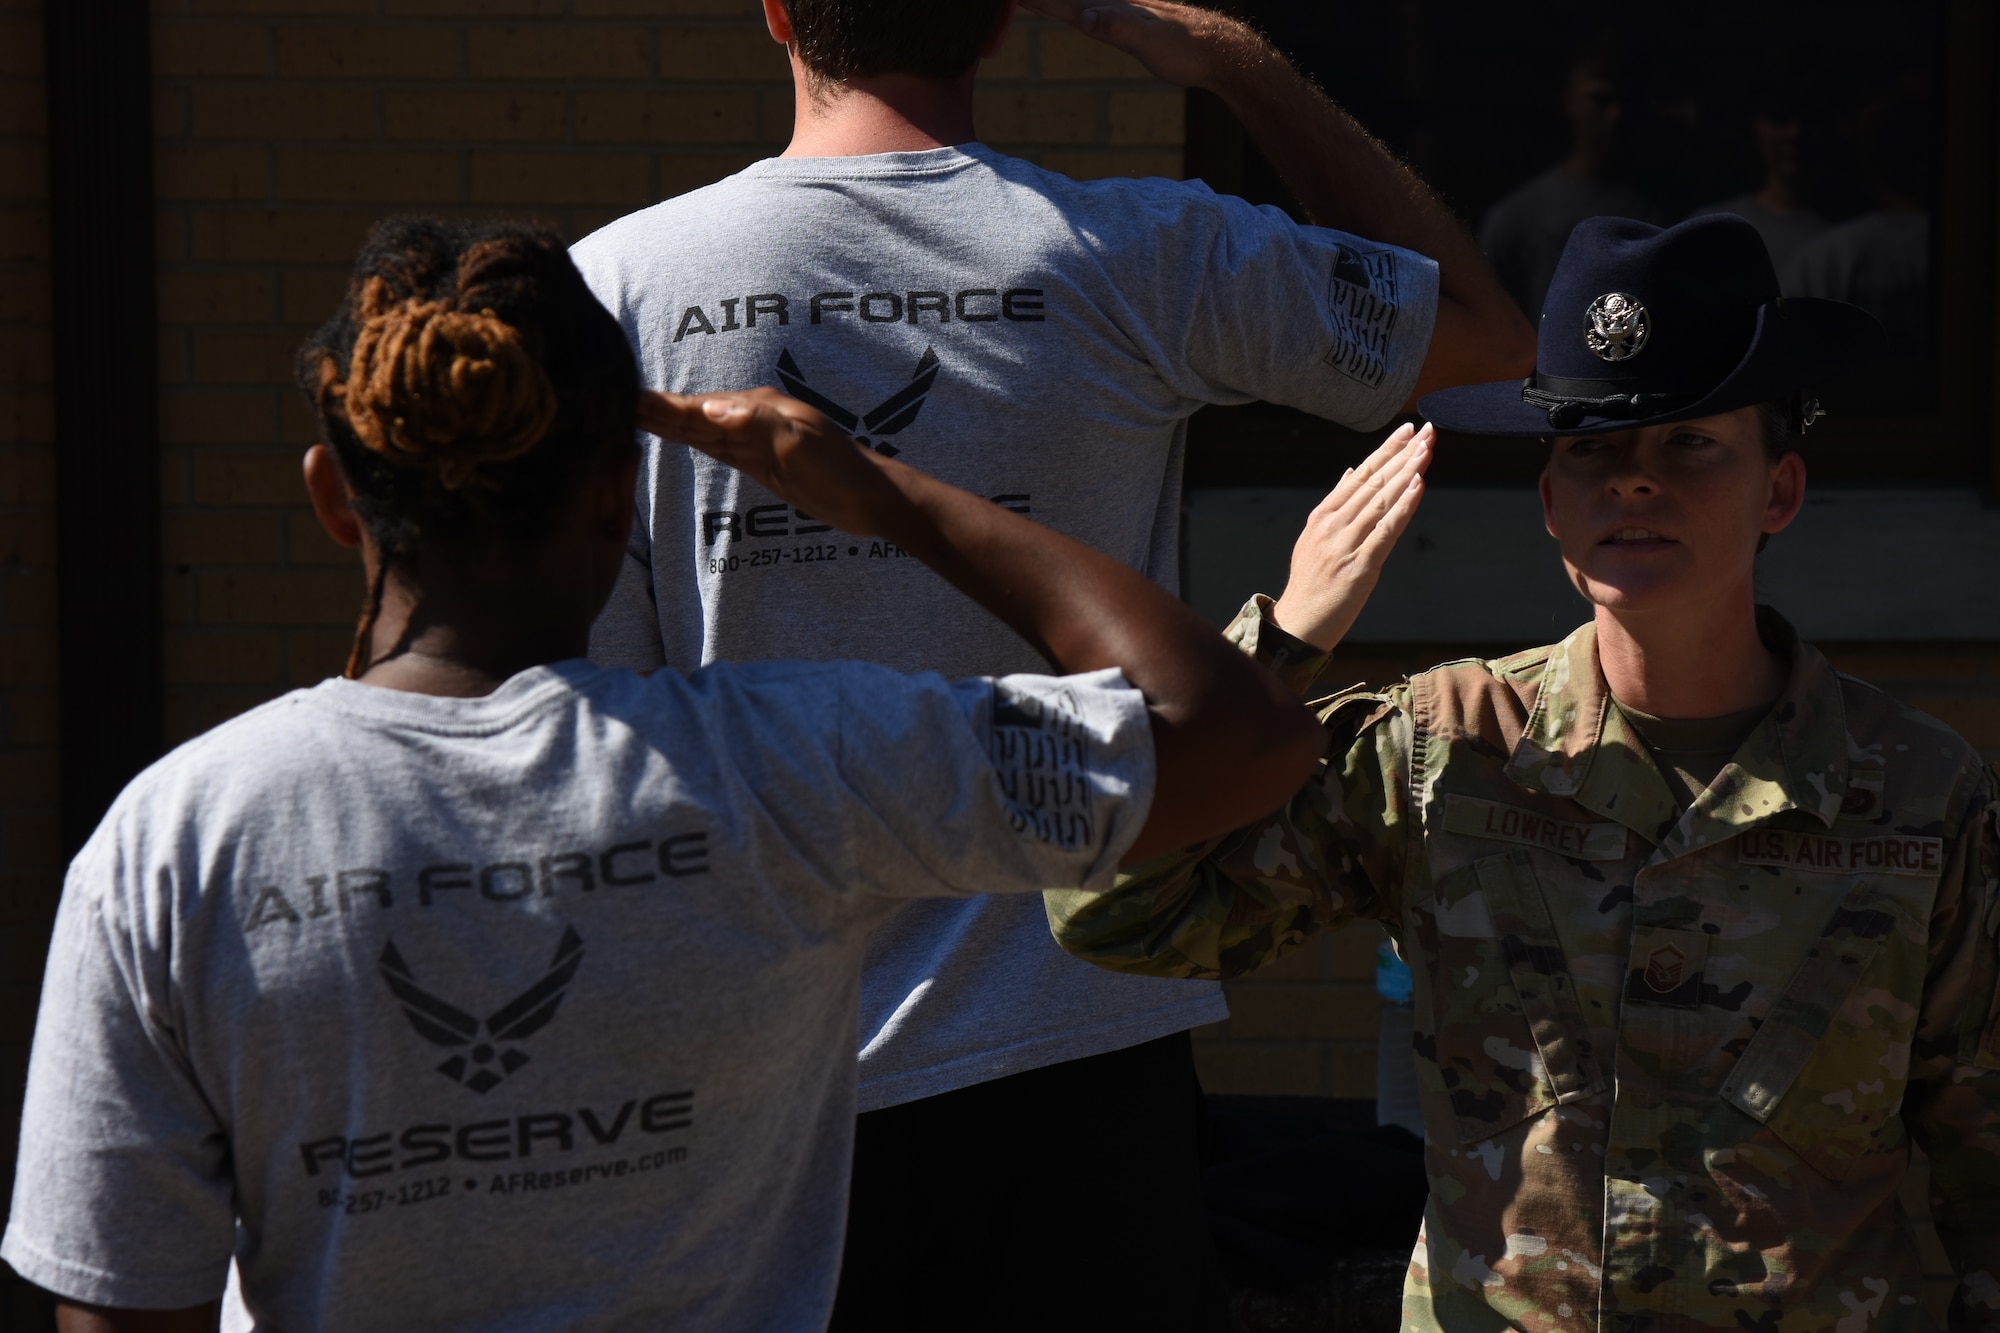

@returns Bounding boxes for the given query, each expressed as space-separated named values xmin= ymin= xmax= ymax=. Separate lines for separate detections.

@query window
xmin=1186 ymin=0 xmax=1997 ymax=493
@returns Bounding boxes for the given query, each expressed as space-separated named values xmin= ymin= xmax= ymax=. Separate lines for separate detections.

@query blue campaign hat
xmin=1420 ymin=214 xmax=1883 ymax=436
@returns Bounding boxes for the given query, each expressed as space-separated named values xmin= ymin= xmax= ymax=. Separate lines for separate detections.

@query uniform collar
xmin=1505 ymin=607 xmax=1850 ymax=852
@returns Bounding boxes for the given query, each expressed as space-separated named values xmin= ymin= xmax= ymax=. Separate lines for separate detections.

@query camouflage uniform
xmin=1049 ymin=598 xmax=2000 ymax=1333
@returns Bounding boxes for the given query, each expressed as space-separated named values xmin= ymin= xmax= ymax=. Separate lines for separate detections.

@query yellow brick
xmin=382 ymin=89 xmax=567 ymax=142
xmin=276 ymin=148 xmax=463 ymax=204
xmin=0 ymin=19 xmax=41 ymax=76
xmin=468 ymin=25 xmax=651 ymax=80
xmin=0 ymin=84 xmax=47 ymax=137
xmin=285 ymin=510 xmax=357 ymax=565
xmin=656 ymin=27 xmax=786 ymax=82
xmin=0 ymin=627 xmax=56 ymax=686
xmin=287 ymin=629 xmax=353 ymax=684
xmin=978 ymin=24 xmax=1031 ymax=81
xmin=1327 ymin=919 xmax=1382 ymax=982
xmin=0 ymin=569 xmax=56 ymax=627
xmin=3 ymin=690 xmax=56 ymax=747
xmin=0 ymin=512 xmax=53 ymax=564
xmin=156 ymin=147 xmax=271 ymax=201
xmin=381 ymin=0 xmax=563 ymax=14
xmin=0 ymin=145 xmax=45 ymax=202
xmin=166 ymin=631 xmax=287 ymax=685
xmin=1325 ymin=1045 xmax=1378 ymax=1098
xmin=154 ymin=22 xmax=273 ymax=77
xmin=0 ymin=207 xmax=50 ymax=263
xmin=1108 ymin=89 xmax=1183 ymax=146
xmin=469 ymin=150 xmax=649 ymax=205
xmin=657 ymin=152 xmax=759 ymax=198
xmin=1903 ymin=696 xmax=2000 ymax=747
xmin=756 ymin=87 xmax=794 ymax=143
xmin=0 ymin=444 xmax=55 ymax=503
xmin=282 ymin=268 xmax=353 ymax=325
xmin=158 ymin=269 xmax=277 ymax=324
xmin=574 ymin=0 xmax=758 ymax=12
xmin=164 ymin=511 xmax=284 ymax=564
xmin=575 ymin=90 xmax=759 ymax=145
xmin=0 ymin=329 xmax=51 ymax=384
xmin=191 ymin=450 xmax=304 ymax=504
xmin=189 ymin=85 xmax=378 ymax=141
xmin=1223 ymin=983 xmax=1378 ymax=1041
xmin=1039 ymin=149 xmax=1182 ymax=180
xmin=1192 ymin=1041 xmax=1324 ymax=1097
xmin=1819 ymin=647 xmax=1983 ymax=683
xmin=191 ymin=331 xmax=302 ymax=385
xmin=189 ymin=208 xmax=375 ymax=263
xmin=154 ymin=85 xmax=188 ymax=138
xmin=276 ymin=24 xmax=461 ymax=79
xmin=199 ymin=570 xmax=362 ymax=626
xmin=974 ymin=89 xmax=1099 ymax=144
xmin=0 ymin=268 xmax=50 ymax=323
xmin=1036 ymin=26 xmax=1157 ymax=81
xmin=160 ymin=386 xmax=280 ymax=444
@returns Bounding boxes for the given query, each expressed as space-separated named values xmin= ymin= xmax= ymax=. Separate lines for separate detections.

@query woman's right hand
xmin=1269 ymin=423 xmax=1433 ymax=652
xmin=637 ymin=387 xmax=903 ymax=539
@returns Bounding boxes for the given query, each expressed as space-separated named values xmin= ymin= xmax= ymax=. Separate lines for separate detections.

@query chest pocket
xmin=1718 ymin=885 xmax=1922 ymax=1181
xmin=1424 ymin=850 xmax=1604 ymax=1144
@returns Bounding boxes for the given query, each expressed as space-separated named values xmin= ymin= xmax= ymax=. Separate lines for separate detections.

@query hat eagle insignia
xmin=1584 ymin=292 xmax=1650 ymax=363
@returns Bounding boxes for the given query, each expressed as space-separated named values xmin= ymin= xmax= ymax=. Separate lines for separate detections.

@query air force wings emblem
xmin=775 ymin=346 xmax=941 ymax=458
xmin=379 ymin=925 xmax=585 ymax=1094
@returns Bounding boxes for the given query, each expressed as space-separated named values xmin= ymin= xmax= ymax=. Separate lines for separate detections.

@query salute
xmin=1051 ymin=215 xmax=2000 ymax=1333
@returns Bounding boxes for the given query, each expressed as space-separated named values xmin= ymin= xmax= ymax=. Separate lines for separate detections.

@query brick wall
xmin=149 ymin=0 xmax=1182 ymax=745
xmin=0 ymin=0 xmax=54 ymax=1226
xmin=1190 ymin=640 xmax=2000 ymax=1100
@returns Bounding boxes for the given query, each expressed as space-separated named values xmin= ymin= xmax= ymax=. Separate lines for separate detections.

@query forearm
xmin=57 ymin=1301 xmax=219 ymax=1333
xmin=869 ymin=456 xmax=1324 ymax=857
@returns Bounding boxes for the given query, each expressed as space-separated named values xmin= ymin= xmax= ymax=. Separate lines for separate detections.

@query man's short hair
xmin=782 ymin=0 xmax=1010 ymax=84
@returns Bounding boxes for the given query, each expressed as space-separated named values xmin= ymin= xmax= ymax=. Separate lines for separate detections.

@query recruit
xmin=1050 ymin=214 xmax=2000 ymax=1333
xmin=568 ymin=0 xmax=1532 ymax=1322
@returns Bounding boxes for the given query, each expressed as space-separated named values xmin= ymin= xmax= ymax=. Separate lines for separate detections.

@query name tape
xmin=1442 ymin=795 xmax=1628 ymax=861
xmin=1738 ymin=830 xmax=1943 ymax=878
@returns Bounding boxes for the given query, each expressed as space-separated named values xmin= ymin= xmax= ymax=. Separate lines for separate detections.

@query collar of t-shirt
xmin=1614 ymin=700 xmax=1773 ymax=810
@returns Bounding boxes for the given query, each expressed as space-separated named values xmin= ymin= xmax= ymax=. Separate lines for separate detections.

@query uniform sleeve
xmin=832 ymin=665 xmax=1156 ymax=900
xmin=0 ymin=848 xmax=235 ymax=1310
xmin=1902 ymin=769 xmax=2000 ymax=1331
xmin=1134 ymin=183 xmax=1439 ymax=432
xmin=1046 ymin=683 xmax=1412 ymax=981
xmin=1222 ymin=594 xmax=1333 ymax=700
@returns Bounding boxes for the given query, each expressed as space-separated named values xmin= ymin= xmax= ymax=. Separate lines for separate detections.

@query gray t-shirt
xmin=1 ymin=660 xmax=1151 ymax=1330
xmin=570 ymin=144 xmax=1437 ymax=1110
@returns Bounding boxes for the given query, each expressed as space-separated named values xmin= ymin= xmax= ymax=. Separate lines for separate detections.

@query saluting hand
xmin=1270 ymin=423 xmax=1433 ymax=652
xmin=637 ymin=388 xmax=904 ymax=539
xmin=1017 ymin=0 xmax=1256 ymax=90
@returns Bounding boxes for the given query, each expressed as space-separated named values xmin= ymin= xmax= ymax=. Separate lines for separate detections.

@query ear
xmin=1762 ymin=450 xmax=1807 ymax=536
xmin=1538 ymin=466 xmax=1560 ymax=540
xmin=303 ymin=444 xmax=364 ymax=549
xmin=979 ymin=0 xmax=1018 ymax=60
xmin=762 ymin=0 xmax=793 ymax=45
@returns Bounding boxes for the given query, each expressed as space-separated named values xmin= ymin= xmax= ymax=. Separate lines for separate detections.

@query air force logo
xmin=775 ymin=346 xmax=940 ymax=457
xmin=380 ymin=926 xmax=585 ymax=1094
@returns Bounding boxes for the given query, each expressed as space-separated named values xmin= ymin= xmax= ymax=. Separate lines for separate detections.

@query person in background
xmin=0 ymin=215 xmax=1362 ymax=1332
xmin=1687 ymin=82 xmax=1829 ymax=280
xmin=571 ymin=1 xmax=1531 ymax=1324
xmin=1784 ymin=85 xmax=1935 ymax=408
xmin=1480 ymin=34 xmax=1666 ymax=324
xmin=1051 ymin=214 xmax=2000 ymax=1333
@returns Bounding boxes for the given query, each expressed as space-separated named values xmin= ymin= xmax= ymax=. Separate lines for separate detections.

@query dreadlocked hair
xmin=297 ymin=217 xmax=639 ymax=678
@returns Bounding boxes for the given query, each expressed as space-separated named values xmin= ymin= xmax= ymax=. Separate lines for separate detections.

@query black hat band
xmin=1520 ymin=373 xmax=1704 ymax=431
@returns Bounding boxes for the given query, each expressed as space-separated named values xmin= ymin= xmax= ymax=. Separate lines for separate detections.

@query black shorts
xmin=830 ymin=1031 xmax=1227 ymax=1333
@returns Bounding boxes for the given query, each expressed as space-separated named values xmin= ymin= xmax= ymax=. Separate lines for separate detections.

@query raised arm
xmin=1022 ymin=0 xmax=1534 ymax=402
xmin=639 ymin=389 xmax=1420 ymax=861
